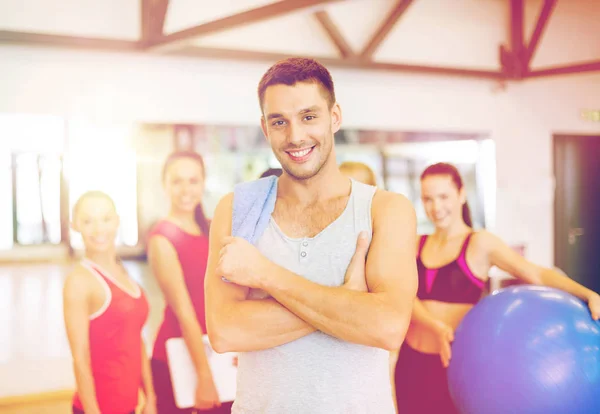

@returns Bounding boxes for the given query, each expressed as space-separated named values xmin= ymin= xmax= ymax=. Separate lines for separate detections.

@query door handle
xmin=568 ymin=227 xmax=584 ymax=245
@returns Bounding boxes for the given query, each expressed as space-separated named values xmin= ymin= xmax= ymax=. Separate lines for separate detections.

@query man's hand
xmin=217 ymin=236 xmax=270 ymax=289
xmin=343 ymin=231 xmax=370 ymax=292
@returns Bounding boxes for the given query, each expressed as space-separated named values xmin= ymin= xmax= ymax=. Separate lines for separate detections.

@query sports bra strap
xmin=458 ymin=232 xmax=474 ymax=257
xmin=417 ymin=235 xmax=428 ymax=258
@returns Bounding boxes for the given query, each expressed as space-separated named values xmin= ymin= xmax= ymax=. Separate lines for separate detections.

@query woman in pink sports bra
xmin=391 ymin=162 xmax=600 ymax=414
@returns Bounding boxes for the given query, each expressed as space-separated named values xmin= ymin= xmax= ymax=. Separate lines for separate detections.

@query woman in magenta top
xmin=391 ymin=162 xmax=600 ymax=413
xmin=148 ymin=151 xmax=231 ymax=413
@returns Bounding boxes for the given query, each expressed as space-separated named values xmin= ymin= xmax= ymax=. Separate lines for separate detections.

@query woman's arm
xmin=147 ymin=235 xmax=220 ymax=408
xmin=63 ymin=268 xmax=101 ymax=414
xmin=484 ymin=230 xmax=600 ymax=319
xmin=408 ymin=236 xmax=454 ymax=365
xmin=148 ymin=235 xmax=211 ymax=373
xmin=410 ymin=298 xmax=442 ymax=331
xmin=411 ymin=299 xmax=454 ymax=366
xmin=140 ymin=342 xmax=156 ymax=413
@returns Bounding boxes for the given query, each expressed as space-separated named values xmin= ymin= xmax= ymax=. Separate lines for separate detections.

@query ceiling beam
xmin=524 ymin=0 xmax=557 ymax=67
xmin=175 ymin=46 xmax=505 ymax=80
xmin=0 ymin=29 xmax=506 ymax=80
xmin=0 ymin=30 xmax=139 ymax=51
xmin=5 ymin=30 xmax=598 ymax=81
xmin=360 ymin=0 xmax=414 ymax=60
xmin=313 ymin=10 xmax=354 ymax=59
xmin=500 ymin=0 xmax=526 ymax=79
xmin=527 ymin=61 xmax=600 ymax=78
xmin=146 ymin=0 xmax=343 ymax=51
xmin=510 ymin=0 xmax=524 ymax=56
xmin=154 ymin=0 xmax=170 ymax=37
xmin=141 ymin=0 xmax=153 ymax=41
xmin=141 ymin=0 xmax=170 ymax=43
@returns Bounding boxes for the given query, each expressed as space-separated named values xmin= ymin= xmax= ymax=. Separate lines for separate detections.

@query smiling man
xmin=204 ymin=57 xmax=418 ymax=413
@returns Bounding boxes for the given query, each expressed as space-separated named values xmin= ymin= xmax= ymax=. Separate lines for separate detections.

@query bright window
xmin=0 ymin=114 xmax=64 ymax=248
xmin=0 ymin=151 xmax=12 ymax=249
xmin=14 ymin=153 xmax=62 ymax=245
xmin=66 ymin=121 xmax=139 ymax=249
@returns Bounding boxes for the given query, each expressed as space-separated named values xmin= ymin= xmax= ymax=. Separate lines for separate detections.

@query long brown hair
xmin=162 ymin=151 xmax=210 ymax=235
xmin=420 ymin=162 xmax=472 ymax=227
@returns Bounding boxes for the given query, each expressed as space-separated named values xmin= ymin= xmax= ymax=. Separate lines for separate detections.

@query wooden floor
xmin=0 ymin=260 xmax=165 ymax=411
xmin=1 ymin=400 xmax=72 ymax=414
xmin=0 ymin=391 xmax=73 ymax=414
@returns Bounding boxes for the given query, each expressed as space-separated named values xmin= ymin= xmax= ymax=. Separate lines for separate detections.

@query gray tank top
xmin=232 ymin=180 xmax=395 ymax=414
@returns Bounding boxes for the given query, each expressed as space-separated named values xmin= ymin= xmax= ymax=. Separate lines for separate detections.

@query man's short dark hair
xmin=257 ymin=57 xmax=336 ymax=111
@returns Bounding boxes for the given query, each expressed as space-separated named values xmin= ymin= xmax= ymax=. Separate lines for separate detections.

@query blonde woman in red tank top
xmin=63 ymin=191 xmax=155 ymax=414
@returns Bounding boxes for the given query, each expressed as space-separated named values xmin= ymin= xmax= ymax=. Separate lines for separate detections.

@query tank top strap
xmin=81 ymin=258 xmax=111 ymax=284
xmin=80 ymin=258 xmax=142 ymax=298
xmin=350 ymin=179 xmax=376 ymax=234
xmin=417 ymin=235 xmax=428 ymax=258
xmin=458 ymin=232 xmax=475 ymax=258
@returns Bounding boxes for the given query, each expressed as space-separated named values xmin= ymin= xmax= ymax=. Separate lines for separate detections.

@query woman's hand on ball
xmin=432 ymin=320 xmax=454 ymax=368
xmin=588 ymin=293 xmax=600 ymax=320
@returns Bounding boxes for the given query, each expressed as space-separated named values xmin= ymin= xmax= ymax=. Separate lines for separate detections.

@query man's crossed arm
xmin=204 ymin=191 xmax=418 ymax=353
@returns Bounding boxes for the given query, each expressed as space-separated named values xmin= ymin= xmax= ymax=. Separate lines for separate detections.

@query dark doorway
xmin=554 ymin=134 xmax=600 ymax=294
